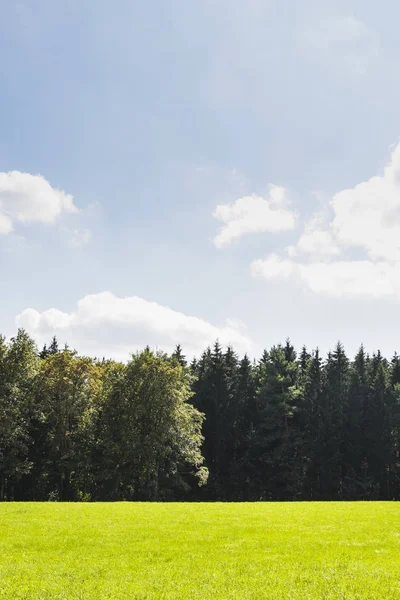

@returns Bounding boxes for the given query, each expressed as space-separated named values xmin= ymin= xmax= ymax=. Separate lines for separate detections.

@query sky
xmin=2 ymin=0 xmax=400 ymax=360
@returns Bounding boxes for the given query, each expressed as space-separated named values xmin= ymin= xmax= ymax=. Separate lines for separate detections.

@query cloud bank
xmin=16 ymin=292 xmax=252 ymax=360
xmin=251 ymin=144 xmax=400 ymax=300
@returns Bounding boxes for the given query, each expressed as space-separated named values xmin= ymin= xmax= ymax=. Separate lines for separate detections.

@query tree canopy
xmin=1 ymin=331 xmax=400 ymax=501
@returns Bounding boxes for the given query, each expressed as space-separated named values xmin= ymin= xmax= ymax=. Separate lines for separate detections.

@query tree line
xmin=1 ymin=330 xmax=400 ymax=501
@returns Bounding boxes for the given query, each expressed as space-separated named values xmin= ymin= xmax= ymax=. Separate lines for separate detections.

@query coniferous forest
xmin=1 ymin=329 xmax=400 ymax=502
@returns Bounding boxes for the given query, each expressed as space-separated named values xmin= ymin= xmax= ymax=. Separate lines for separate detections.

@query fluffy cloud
xmin=252 ymin=255 xmax=400 ymax=299
xmin=0 ymin=213 xmax=13 ymax=235
xmin=213 ymin=185 xmax=296 ymax=248
xmin=16 ymin=292 xmax=252 ymax=360
xmin=286 ymin=230 xmax=340 ymax=259
xmin=286 ymin=213 xmax=341 ymax=258
xmin=251 ymin=254 xmax=295 ymax=280
xmin=299 ymin=261 xmax=399 ymax=298
xmin=286 ymin=143 xmax=400 ymax=261
xmin=251 ymin=144 xmax=400 ymax=300
xmin=0 ymin=171 xmax=78 ymax=234
xmin=289 ymin=144 xmax=400 ymax=261
xmin=329 ymin=144 xmax=400 ymax=261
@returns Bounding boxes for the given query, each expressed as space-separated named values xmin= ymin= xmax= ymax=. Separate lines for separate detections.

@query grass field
xmin=1 ymin=502 xmax=400 ymax=599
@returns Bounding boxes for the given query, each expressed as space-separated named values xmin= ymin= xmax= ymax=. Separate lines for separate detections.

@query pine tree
xmin=171 ymin=344 xmax=187 ymax=367
xmin=39 ymin=344 xmax=49 ymax=359
xmin=298 ymin=346 xmax=311 ymax=385
xmin=361 ymin=358 xmax=390 ymax=498
xmin=204 ymin=341 xmax=228 ymax=496
xmin=298 ymin=348 xmax=323 ymax=499
xmin=390 ymin=353 xmax=400 ymax=386
xmin=321 ymin=342 xmax=349 ymax=499
xmin=254 ymin=343 xmax=301 ymax=500
xmin=48 ymin=336 xmax=59 ymax=355
xmin=342 ymin=345 xmax=369 ymax=499
xmin=229 ymin=354 xmax=258 ymax=499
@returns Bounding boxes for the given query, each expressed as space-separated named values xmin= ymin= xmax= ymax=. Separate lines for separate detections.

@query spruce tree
xmin=254 ymin=343 xmax=301 ymax=500
xmin=321 ymin=342 xmax=349 ymax=499
xmin=297 ymin=348 xmax=323 ymax=499
xmin=229 ymin=354 xmax=258 ymax=499
xmin=171 ymin=344 xmax=187 ymax=367
xmin=342 ymin=345 xmax=368 ymax=499
xmin=48 ymin=336 xmax=59 ymax=355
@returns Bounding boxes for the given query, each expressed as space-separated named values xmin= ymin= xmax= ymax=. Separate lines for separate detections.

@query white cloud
xmin=287 ymin=214 xmax=341 ymax=258
xmin=299 ymin=261 xmax=398 ymax=298
xmin=251 ymin=254 xmax=295 ymax=280
xmin=291 ymin=144 xmax=400 ymax=262
xmin=0 ymin=213 xmax=13 ymax=235
xmin=213 ymin=184 xmax=296 ymax=248
xmin=0 ymin=171 xmax=78 ymax=234
xmin=329 ymin=144 xmax=400 ymax=261
xmin=16 ymin=292 xmax=253 ymax=360
xmin=252 ymin=255 xmax=400 ymax=299
xmin=296 ymin=229 xmax=340 ymax=257
xmin=251 ymin=144 xmax=400 ymax=301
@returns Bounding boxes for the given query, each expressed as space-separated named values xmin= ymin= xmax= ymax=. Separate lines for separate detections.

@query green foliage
xmin=0 ymin=330 xmax=38 ymax=499
xmin=0 ymin=332 xmax=207 ymax=501
xmin=1 ymin=330 xmax=400 ymax=501
xmin=94 ymin=349 xmax=207 ymax=500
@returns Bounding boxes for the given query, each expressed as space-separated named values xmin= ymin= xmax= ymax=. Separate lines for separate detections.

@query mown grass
xmin=0 ymin=502 xmax=399 ymax=599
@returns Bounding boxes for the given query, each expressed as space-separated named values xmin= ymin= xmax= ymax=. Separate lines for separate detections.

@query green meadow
xmin=1 ymin=502 xmax=399 ymax=599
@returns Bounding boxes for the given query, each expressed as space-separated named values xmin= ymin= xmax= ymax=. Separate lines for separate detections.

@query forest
xmin=1 ymin=329 xmax=399 ymax=502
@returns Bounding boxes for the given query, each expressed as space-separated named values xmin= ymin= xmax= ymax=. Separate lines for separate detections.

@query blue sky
xmin=2 ymin=0 xmax=400 ymax=359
